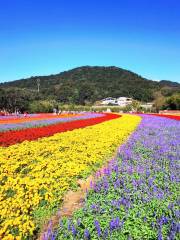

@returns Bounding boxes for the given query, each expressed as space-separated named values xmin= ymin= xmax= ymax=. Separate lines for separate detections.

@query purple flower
xmin=109 ymin=217 xmax=121 ymax=231
xmin=90 ymin=180 xmax=94 ymax=189
xmin=94 ymin=220 xmax=101 ymax=237
xmin=71 ymin=224 xmax=77 ymax=236
xmin=103 ymin=228 xmax=109 ymax=238
xmin=84 ymin=229 xmax=90 ymax=239
xmin=103 ymin=177 xmax=109 ymax=191
xmin=158 ymin=229 xmax=163 ymax=240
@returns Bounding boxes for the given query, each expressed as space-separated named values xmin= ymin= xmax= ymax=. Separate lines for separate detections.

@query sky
xmin=0 ymin=0 xmax=180 ymax=83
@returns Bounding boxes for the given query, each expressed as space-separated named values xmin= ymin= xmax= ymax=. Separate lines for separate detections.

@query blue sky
xmin=0 ymin=0 xmax=180 ymax=83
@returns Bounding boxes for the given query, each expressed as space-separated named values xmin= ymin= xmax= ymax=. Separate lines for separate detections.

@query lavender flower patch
xmin=0 ymin=114 xmax=38 ymax=120
xmin=52 ymin=115 xmax=180 ymax=239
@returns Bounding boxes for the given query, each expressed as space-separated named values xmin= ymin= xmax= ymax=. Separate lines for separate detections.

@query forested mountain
xmin=0 ymin=66 xmax=179 ymax=111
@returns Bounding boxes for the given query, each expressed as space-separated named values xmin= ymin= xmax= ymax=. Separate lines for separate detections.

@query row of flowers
xmin=0 ymin=114 xmax=141 ymax=239
xmin=0 ymin=114 xmax=80 ymax=124
xmin=0 ymin=114 xmax=39 ymax=120
xmin=149 ymin=113 xmax=180 ymax=121
xmin=0 ymin=113 xmax=117 ymax=146
xmin=51 ymin=114 xmax=180 ymax=239
xmin=0 ymin=113 xmax=104 ymax=132
xmin=0 ymin=113 xmax=54 ymax=122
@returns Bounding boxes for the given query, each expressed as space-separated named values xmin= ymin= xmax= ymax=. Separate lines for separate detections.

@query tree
xmin=164 ymin=94 xmax=180 ymax=110
xmin=153 ymin=91 xmax=166 ymax=112
xmin=28 ymin=100 xmax=56 ymax=113
xmin=131 ymin=100 xmax=141 ymax=112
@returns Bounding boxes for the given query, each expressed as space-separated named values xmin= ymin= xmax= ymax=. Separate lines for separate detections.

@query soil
xmin=38 ymin=151 xmax=118 ymax=240
xmin=38 ymin=175 xmax=94 ymax=239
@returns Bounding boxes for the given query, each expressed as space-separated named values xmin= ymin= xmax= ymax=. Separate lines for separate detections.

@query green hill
xmin=0 ymin=66 xmax=179 ymax=111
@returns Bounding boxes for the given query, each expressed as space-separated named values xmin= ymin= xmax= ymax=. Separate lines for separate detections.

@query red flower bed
xmin=0 ymin=113 xmax=120 ymax=147
xmin=149 ymin=114 xmax=180 ymax=121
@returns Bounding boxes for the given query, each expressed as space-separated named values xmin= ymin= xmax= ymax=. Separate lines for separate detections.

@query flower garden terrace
xmin=0 ymin=113 xmax=141 ymax=239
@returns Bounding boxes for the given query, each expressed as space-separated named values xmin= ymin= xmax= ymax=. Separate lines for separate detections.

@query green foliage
xmin=0 ymin=87 xmax=38 ymax=112
xmin=164 ymin=94 xmax=180 ymax=110
xmin=33 ymin=200 xmax=60 ymax=232
xmin=28 ymin=100 xmax=57 ymax=113
xmin=5 ymin=188 xmax=16 ymax=198
xmin=1 ymin=66 xmax=179 ymax=111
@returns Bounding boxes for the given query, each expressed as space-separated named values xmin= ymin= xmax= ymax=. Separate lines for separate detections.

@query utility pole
xmin=36 ymin=78 xmax=40 ymax=92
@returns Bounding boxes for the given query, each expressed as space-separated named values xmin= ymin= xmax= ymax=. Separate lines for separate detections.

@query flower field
xmin=0 ymin=113 xmax=141 ymax=239
xmin=0 ymin=113 xmax=104 ymax=132
xmin=0 ymin=113 xmax=119 ymax=146
xmin=148 ymin=113 xmax=180 ymax=121
xmin=47 ymin=114 xmax=179 ymax=240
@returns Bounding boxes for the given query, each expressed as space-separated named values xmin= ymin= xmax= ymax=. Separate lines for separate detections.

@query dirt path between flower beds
xmin=38 ymin=174 xmax=95 ymax=239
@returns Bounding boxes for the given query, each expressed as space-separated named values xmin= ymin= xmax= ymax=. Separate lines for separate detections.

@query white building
xmin=100 ymin=97 xmax=133 ymax=106
xmin=101 ymin=97 xmax=117 ymax=105
xmin=116 ymin=97 xmax=133 ymax=107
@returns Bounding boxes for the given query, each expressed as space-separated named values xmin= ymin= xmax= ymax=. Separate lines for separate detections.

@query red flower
xmin=0 ymin=113 xmax=120 ymax=147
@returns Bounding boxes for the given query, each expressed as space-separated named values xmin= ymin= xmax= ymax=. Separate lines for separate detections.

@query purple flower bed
xmin=48 ymin=115 xmax=180 ymax=239
xmin=0 ymin=114 xmax=38 ymax=119
xmin=0 ymin=113 xmax=104 ymax=132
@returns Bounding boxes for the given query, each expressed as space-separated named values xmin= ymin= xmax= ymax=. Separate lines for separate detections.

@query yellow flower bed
xmin=0 ymin=114 xmax=141 ymax=239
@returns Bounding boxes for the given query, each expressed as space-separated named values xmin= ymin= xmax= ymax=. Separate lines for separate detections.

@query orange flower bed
xmin=0 ymin=114 xmax=81 ymax=124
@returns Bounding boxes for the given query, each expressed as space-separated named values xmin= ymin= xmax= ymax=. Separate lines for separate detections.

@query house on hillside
xmin=101 ymin=97 xmax=117 ymax=105
xmin=116 ymin=97 xmax=133 ymax=107
xmin=100 ymin=97 xmax=133 ymax=106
